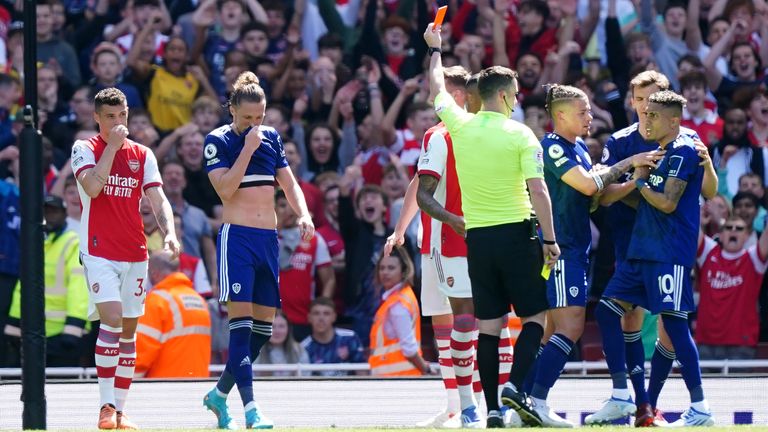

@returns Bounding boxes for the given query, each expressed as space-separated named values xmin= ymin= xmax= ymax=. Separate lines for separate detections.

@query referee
xmin=424 ymin=24 xmax=559 ymax=428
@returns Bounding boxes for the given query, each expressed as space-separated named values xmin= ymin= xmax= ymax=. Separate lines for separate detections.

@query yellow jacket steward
xmin=369 ymin=284 xmax=422 ymax=376
xmin=136 ymin=272 xmax=211 ymax=378
xmin=5 ymin=230 xmax=88 ymax=337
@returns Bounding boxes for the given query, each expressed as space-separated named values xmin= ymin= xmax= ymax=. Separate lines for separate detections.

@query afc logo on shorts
xmin=232 ymin=283 xmax=242 ymax=294
xmin=91 ymin=283 xmax=100 ymax=293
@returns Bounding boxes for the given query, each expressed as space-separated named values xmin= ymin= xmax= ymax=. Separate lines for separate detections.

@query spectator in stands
xmin=108 ymin=0 xmax=172 ymax=56
xmin=700 ymin=194 xmax=731 ymax=239
xmin=740 ymin=87 xmax=768 ymax=148
xmin=369 ymin=246 xmax=431 ymax=376
xmin=191 ymin=96 xmax=225 ymax=135
xmin=141 ymin=196 xmax=164 ymax=253
xmin=4 ymin=196 xmax=88 ymax=367
xmin=301 ymin=297 xmax=366 ymax=376
xmin=338 ymin=171 xmax=391 ymax=346
xmin=304 ymin=122 xmax=344 ymax=182
xmin=737 ymin=173 xmax=768 ymax=232
xmin=0 ymin=169 xmax=18 ymax=366
xmin=36 ymin=1 xmax=81 ymax=87
xmin=316 ymin=184 xmax=346 ymax=304
xmin=0 ymin=74 xmax=20 ymax=151
xmin=127 ymin=18 xmax=217 ymax=132
xmin=714 ymin=107 xmax=760 ymax=198
xmin=240 ymin=22 xmax=271 ymax=71
xmin=638 ymin=0 xmax=688 ymax=90
xmin=732 ymin=191 xmax=762 ymax=248
xmin=136 ymin=250 xmax=211 ymax=378
xmin=283 ymin=139 xmax=325 ymax=226
xmin=63 ymin=176 xmax=81 ymax=234
xmin=177 ymin=130 xmax=222 ymax=224
xmin=173 ymin=213 xmax=213 ymax=298
xmin=704 ymin=23 xmax=766 ymax=105
xmin=276 ymin=189 xmax=334 ymax=340
xmin=90 ymin=42 xmax=143 ymax=108
xmin=680 ymin=71 xmax=723 ymax=147
xmin=696 ymin=215 xmax=767 ymax=359
xmin=162 ymin=160 xmax=217 ymax=287
xmin=255 ymin=310 xmax=310 ymax=377
xmin=37 ymin=66 xmax=70 ymax=152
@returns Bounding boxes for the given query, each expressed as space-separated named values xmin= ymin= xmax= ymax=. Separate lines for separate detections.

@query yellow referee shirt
xmin=433 ymin=91 xmax=544 ymax=229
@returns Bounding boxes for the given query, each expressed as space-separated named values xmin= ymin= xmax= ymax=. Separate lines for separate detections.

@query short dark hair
xmin=310 ymin=296 xmax=336 ymax=312
xmin=625 ymin=32 xmax=651 ymax=50
xmin=733 ymin=191 xmax=760 ymax=208
xmin=518 ymin=0 xmax=549 ymax=21
xmin=677 ymin=53 xmax=704 ymax=69
xmin=241 ymin=21 xmax=269 ymax=37
xmin=679 ymin=71 xmax=708 ymax=92
xmin=94 ymin=87 xmax=127 ymax=112
xmin=647 ymin=90 xmax=687 ymax=115
xmin=663 ymin=0 xmax=686 ymax=15
xmin=406 ymin=102 xmax=432 ymax=119
xmin=318 ymin=33 xmax=343 ymax=50
xmin=217 ymin=0 xmax=244 ymax=10
xmin=477 ymin=66 xmax=518 ymax=101
xmin=356 ymin=184 xmax=388 ymax=208
xmin=275 ymin=188 xmax=287 ymax=202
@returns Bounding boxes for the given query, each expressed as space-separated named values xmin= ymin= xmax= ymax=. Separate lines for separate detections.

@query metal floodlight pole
xmin=19 ymin=0 xmax=47 ymax=429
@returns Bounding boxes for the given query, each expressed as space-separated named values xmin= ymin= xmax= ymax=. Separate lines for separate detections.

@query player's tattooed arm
xmin=638 ymin=177 xmax=688 ymax=214
xmin=417 ymin=174 xmax=465 ymax=236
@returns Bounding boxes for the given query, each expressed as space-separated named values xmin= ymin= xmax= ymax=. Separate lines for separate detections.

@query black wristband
xmin=428 ymin=47 xmax=442 ymax=56
xmin=542 ymin=239 xmax=556 ymax=245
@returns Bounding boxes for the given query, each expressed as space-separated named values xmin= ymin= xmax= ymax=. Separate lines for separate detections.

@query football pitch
xmin=1 ymin=377 xmax=766 ymax=429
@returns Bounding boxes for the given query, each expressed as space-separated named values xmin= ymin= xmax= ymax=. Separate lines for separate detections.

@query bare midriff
xmin=221 ymin=185 xmax=278 ymax=229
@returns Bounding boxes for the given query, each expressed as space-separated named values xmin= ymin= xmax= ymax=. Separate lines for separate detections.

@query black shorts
xmin=466 ymin=221 xmax=549 ymax=320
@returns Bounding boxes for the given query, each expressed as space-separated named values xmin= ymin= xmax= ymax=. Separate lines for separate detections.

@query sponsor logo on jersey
xmin=649 ymin=174 xmax=664 ymax=187
xmin=128 ymin=159 xmax=140 ymax=173
xmin=554 ymin=157 xmax=569 ymax=167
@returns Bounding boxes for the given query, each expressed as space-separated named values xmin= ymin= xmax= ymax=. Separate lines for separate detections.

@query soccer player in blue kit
xmin=532 ymin=85 xmax=662 ymax=427
xmin=201 ymin=71 xmax=314 ymax=429
xmin=594 ymin=91 xmax=715 ymax=427
xmin=588 ymin=71 xmax=717 ymax=426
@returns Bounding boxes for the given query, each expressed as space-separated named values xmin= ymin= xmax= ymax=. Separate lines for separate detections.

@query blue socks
xmin=660 ymin=313 xmax=704 ymax=403
xmin=648 ymin=340 xmax=675 ymax=408
xmin=226 ymin=317 xmax=255 ymax=407
xmin=595 ymin=299 xmax=628 ymax=379
xmin=624 ymin=331 xmax=649 ymax=405
xmin=216 ymin=319 xmax=274 ymax=395
xmin=531 ymin=334 xmax=573 ymax=400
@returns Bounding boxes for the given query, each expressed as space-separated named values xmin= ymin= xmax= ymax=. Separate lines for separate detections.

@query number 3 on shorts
xmin=135 ymin=278 xmax=145 ymax=297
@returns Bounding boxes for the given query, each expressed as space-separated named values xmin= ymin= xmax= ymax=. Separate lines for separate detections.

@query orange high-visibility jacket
xmin=369 ymin=284 xmax=422 ymax=376
xmin=136 ymin=272 xmax=211 ymax=378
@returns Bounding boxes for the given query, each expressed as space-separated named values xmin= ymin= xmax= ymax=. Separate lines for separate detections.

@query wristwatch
xmin=428 ymin=47 xmax=442 ymax=56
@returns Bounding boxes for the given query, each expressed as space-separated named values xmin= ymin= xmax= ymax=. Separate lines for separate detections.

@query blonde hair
xmin=229 ymin=71 xmax=265 ymax=107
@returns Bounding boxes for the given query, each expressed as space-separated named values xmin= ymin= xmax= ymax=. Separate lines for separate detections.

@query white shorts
xmin=420 ymin=253 xmax=472 ymax=317
xmin=81 ymin=254 xmax=148 ymax=321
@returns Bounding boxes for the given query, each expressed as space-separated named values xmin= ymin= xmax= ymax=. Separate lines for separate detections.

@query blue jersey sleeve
xmin=602 ymin=135 xmax=619 ymax=166
xmin=203 ymin=133 xmax=231 ymax=172
xmin=542 ymin=135 xmax=580 ymax=179
xmin=272 ymin=129 xmax=289 ymax=170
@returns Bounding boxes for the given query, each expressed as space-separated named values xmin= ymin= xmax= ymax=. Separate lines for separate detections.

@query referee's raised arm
xmin=424 ymin=23 xmax=446 ymax=103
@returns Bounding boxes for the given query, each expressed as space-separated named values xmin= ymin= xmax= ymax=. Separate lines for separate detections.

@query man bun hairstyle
xmin=229 ymin=71 xmax=265 ymax=107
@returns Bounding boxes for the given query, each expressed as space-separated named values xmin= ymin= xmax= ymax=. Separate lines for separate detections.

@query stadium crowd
xmin=0 ymin=0 xmax=767 ymax=378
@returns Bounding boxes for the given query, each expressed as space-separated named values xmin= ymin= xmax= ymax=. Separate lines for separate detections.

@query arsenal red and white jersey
xmin=278 ymin=230 xmax=332 ymax=325
xmin=696 ymin=236 xmax=766 ymax=346
xmin=392 ymin=129 xmax=422 ymax=169
xmin=71 ymin=135 xmax=162 ymax=262
xmin=417 ymin=123 xmax=467 ymax=258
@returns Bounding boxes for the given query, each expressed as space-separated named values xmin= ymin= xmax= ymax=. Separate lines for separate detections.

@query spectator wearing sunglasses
xmin=695 ymin=214 xmax=768 ymax=360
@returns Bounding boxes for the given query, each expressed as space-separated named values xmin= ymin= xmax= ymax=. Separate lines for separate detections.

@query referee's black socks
xmin=509 ymin=322 xmax=544 ymax=390
xmin=477 ymin=333 xmax=502 ymax=411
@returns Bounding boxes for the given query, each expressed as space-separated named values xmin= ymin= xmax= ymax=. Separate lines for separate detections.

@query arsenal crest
xmin=92 ymin=283 xmax=100 ymax=293
xmin=446 ymin=276 xmax=454 ymax=287
xmin=128 ymin=159 xmax=140 ymax=173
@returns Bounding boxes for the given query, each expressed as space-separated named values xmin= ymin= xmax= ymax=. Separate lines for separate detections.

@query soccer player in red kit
xmin=71 ymin=88 xmax=180 ymax=429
